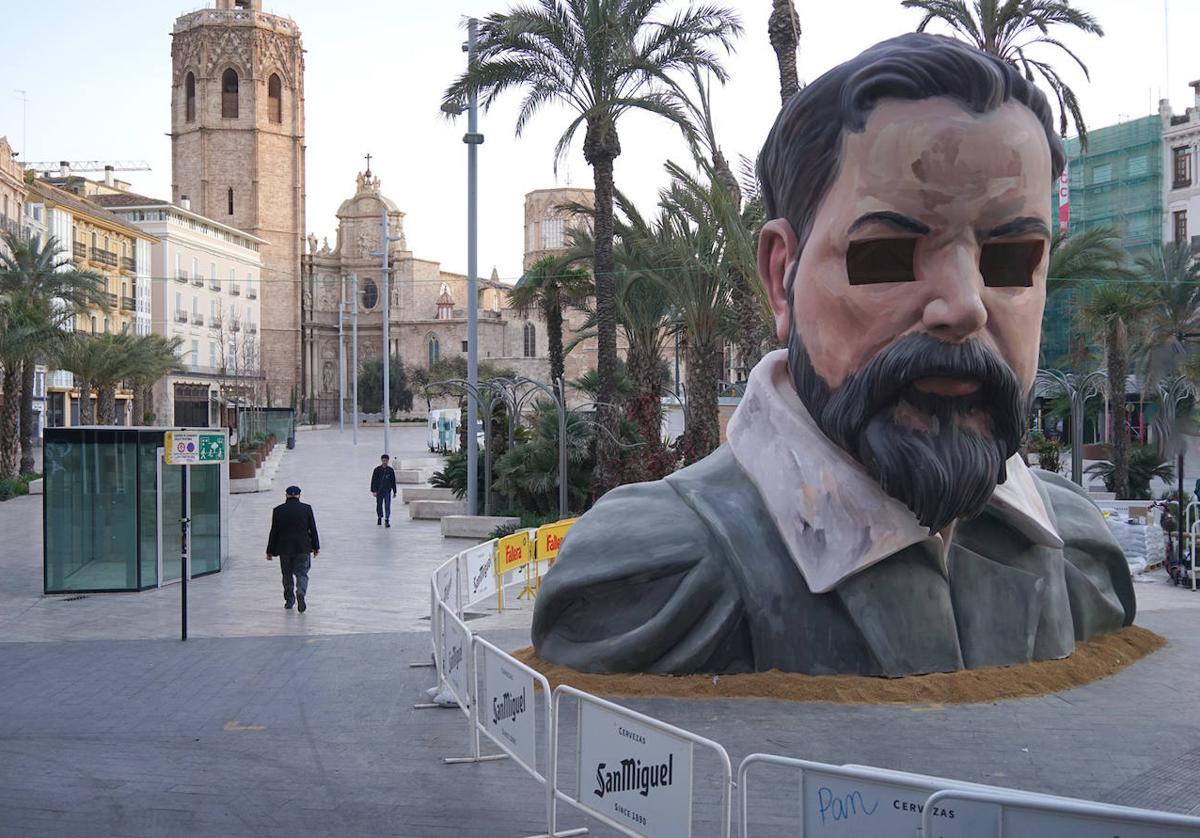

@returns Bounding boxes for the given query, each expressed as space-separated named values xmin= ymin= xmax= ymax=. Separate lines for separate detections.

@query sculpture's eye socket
xmin=846 ymin=238 xmax=917 ymax=285
xmin=980 ymin=240 xmax=1044 ymax=288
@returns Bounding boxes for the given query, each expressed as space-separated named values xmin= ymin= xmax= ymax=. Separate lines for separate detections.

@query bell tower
xmin=170 ymin=0 xmax=306 ymax=399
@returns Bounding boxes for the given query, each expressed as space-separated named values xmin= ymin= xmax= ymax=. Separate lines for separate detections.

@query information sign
xmin=164 ymin=430 xmax=228 ymax=465
xmin=462 ymin=542 xmax=498 ymax=605
xmin=576 ymin=697 xmax=694 ymax=837
xmin=479 ymin=642 xmax=537 ymax=771
xmin=496 ymin=530 xmax=533 ymax=575
xmin=536 ymin=518 xmax=577 ymax=563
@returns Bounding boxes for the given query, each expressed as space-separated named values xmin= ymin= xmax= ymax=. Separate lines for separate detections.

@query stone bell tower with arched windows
xmin=170 ymin=0 xmax=306 ymax=400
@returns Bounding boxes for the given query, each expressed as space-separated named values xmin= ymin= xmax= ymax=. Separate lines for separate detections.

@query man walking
xmin=266 ymin=485 xmax=320 ymax=612
xmin=370 ymin=453 xmax=398 ymax=527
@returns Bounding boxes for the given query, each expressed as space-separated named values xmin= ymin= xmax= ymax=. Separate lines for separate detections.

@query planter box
xmin=229 ymin=460 xmax=256 ymax=480
xmin=410 ymin=499 xmax=467 ymax=520
xmin=1081 ymin=443 xmax=1110 ymax=460
xmin=441 ymin=515 xmax=521 ymax=539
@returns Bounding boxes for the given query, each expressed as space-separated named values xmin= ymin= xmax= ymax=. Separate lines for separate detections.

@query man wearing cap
xmin=266 ymin=485 xmax=321 ymax=612
xmin=370 ymin=454 xmax=398 ymax=527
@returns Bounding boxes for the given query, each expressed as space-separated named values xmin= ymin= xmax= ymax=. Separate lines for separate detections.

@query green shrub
xmin=1086 ymin=445 xmax=1175 ymax=500
xmin=1029 ymin=432 xmax=1062 ymax=474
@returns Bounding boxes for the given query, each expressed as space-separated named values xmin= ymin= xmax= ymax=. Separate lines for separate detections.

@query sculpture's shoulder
xmin=532 ymin=470 xmax=750 ymax=674
xmin=1030 ymin=467 xmax=1136 ymax=630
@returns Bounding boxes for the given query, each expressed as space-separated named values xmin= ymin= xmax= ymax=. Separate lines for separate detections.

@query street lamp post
xmin=351 ymin=272 xmax=359 ymax=446
xmin=464 ymin=18 xmax=484 ymax=516
xmin=372 ymin=209 xmax=402 ymax=456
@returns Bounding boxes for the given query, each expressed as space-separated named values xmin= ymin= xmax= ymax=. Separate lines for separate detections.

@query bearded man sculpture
xmin=531 ymin=33 xmax=1134 ymax=677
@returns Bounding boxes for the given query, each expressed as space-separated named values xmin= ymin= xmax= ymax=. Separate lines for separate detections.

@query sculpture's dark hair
xmin=756 ymin=32 xmax=1066 ymax=283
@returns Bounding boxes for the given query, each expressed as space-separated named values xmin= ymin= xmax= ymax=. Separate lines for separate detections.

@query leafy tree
xmin=508 ymin=255 xmax=591 ymax=387
xmin=443 ymin=0 xmax=742 ymax=492
xmin=1134 ymin=243 xmax=1200 ymax=387
xmin=902 ymin=0 xmax=1104 ymax=145
xmin=0 ymin=232 xmax=107 ymax=473
xmin=357 ymin=355 xmax=414 ymax=415
xmin=494 ymin=399 xmax=595 ymax=515
xmin=768 ymin=0 xmax=801 ymax=104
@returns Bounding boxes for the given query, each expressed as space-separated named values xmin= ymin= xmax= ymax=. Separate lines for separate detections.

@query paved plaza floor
xmin=1 ymin=426 xmax=1199 ymax=837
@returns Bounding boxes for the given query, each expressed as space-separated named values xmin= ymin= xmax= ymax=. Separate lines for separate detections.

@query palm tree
xmin=126 ymin=334 xmax=184 ymax=426
xmin=0 ymin=232 xmax=107 ymax=472
xmin=1043 ymin=226 xmax=1136 ymax=367
xmin=0 ymin=317 xmax=54 ymax=478
xmin=1077 ymin=283 xmax=1150 ymax=498
xmin=1135 ymin=243 xmax=1200 ymax=386
xmin=53 ymin=333 xmax=122 ymax=427
xmin=901 ymin=0 xmax=1104 ymax=145
xmin=508 ymin=255 xmax=591 ymax=388
xmin=768 ymin=0 xmax=801 ymax=104
xmin=443 ymin=0 xmax=742 ymax=491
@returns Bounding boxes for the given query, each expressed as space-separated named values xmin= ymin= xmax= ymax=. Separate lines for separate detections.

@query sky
xmin=0 ymin=0 xmax=1193 ymax=282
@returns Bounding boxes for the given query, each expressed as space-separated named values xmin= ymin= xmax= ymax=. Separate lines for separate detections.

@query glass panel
xmin=189 ymin=464 xmax=221 ymax=576
xmin=161 ymin=459 xmax=184 ymax=584
xmin=137 ymin=440 xmax=160 ymax=588
xmin=43 ymin=430 xmax=138 ymax=592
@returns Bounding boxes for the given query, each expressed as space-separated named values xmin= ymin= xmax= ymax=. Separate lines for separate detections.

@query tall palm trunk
xmin=626 ymin=343 xmax=663 ymax=450
xmin=543 ymin=295 xmax=565 ymax=387
xmin=768 ymin=0 xmax=801 ymax=104
xmin=131 ymin=383 xmax=144 ymax=427
xmin=0 ymin=362 xmax=20 ymax=479
xmin=590 ymin=148 xmax=620 ymax=493
xmin=19 ymin=359 xmax=36 ymax=474
xmin=681 ymin=338 xmax=721 ymax=464
xmin=1107 ymin=318 xmax=1130 ymax=498
xmin=78 ymin=377 xmax=95 ymax=426
xmin=97 ymin=385 xmax=117 ymax=426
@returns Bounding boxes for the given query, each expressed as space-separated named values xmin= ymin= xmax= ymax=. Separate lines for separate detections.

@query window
xmin=541 ymin=216 xmax=564 ymax=250
xmin=523 ymin=322 xmax=536 ymax=357
xmin=209 ymin=342 xmax=217 ymax=369
xmin=91 ymin=232 xmax=97 ymax=249
xmin=427 ymin=334 xmax=440 ymax=367
xmin=191 ymin=339 xmax=200 ymax=364
xmin=185 ymin=72 xmax=196 ymax=122
xmin=1174 ymin=146 xmax=1192 ymax=188
xmin=104 ymin=316 xmax=111 ymax=334
xmin=1128 ymin=155 xmax=1149 ymax=178
xmin=361 ymin=278 xmax=378 ymax=310
xmin=222 ymin=68 xmax=239 ymax=119
xmin=1091 ymin=164 xmax=1112 ymax=185
xmin=210 ymin=300 xmax=217 ymax=321
xmin=268 ymin=74 xmax=282 ymax=124
xmin=192 ymin=257 xmax=198 ymax=277
xmin=175 ymin=253 xmax=181 ymax=278
xmin=461 ymin=340 xmax=469 ymax=352
xmin=227 ymin=188 xmax=234 ymax=216
xmin=1175 ymin=210 xmax=1188 ymax=244
xmin=175 ymin=291 xmax=182 ymax=313
xmin=90 ymin=316 xmax=97 ymax=334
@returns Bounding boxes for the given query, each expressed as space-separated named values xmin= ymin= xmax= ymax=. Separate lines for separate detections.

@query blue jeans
xmin=280 ymin=553 xmax=310 ymax=604
xmin=376 ymin=492 xmax=392 ymax=521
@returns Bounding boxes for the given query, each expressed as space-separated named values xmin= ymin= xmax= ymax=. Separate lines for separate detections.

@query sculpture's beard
xmin=788 ymin=328 xmax=1027 ymax=533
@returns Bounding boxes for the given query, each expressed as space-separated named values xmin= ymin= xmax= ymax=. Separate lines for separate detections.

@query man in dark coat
xmin=266 ymin=485 xmax=320 ymax=611
xmin=531 ymin=34 xmax=1135 ymax=677
xmin=370 ymin=454 xmax=398 ymax=527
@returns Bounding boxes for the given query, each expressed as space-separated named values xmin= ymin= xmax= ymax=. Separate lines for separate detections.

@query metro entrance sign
xmin=164 ymin=430 xmax=228 ymax=465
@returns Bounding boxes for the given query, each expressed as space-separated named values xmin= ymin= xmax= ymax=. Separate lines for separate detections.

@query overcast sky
xmin=0 ymin=1 xmax=1191 ymax=282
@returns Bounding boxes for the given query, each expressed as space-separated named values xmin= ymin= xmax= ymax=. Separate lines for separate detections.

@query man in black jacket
xmin=266 ymin=485 xmax=320 ymax=611
xmin=370 ymin=454 xmax=398 ymax=527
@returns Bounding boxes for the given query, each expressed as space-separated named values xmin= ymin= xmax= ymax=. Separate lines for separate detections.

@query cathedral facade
xmin=301 ymin=172 xmax=554 ymax=420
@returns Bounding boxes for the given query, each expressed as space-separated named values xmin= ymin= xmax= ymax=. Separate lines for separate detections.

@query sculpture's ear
xmin=758 ymin=218 xmax=799 ymax=344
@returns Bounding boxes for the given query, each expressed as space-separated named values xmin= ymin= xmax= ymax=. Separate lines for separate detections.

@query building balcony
xmin=209 ymin=281 xmax=221 ymax=291
xmin=230 ymin=284 xmax=240 ymax=296
xmin=0 ymin=214 xmax=25 ymax=237
xmin=120 ymin=296 xmax=136 ymax=312
xmin=1174 ymin=178 xmax=1193 ymax=190
xmin=247 ymin=323 xmax=257 ymax=334
xmin=191 ymin=277 xmax=204 ymax=287
xmin=90 ymin=247 xmax=118 ymax=267
xmin=120 ymin=256 xmax=136 ymax=272
xmin=191 ymin=312 xmax=204 ymax=326
xmin=104 ymin=292 xmax=119 ymax=308
xmin=175 ymin=270 xmax=189 ymax=284
xmin=230 ymin=321 xmax=241 ymax=333
xmin=73 ymin=241 xmax=87 ymax=260
xmin=247 ymin=288 xmax=257 ymax=299
xmin=174 ymin=310 xmax=189 ymax=324
xmin=209 ymin=316 xmax=223 ymax=330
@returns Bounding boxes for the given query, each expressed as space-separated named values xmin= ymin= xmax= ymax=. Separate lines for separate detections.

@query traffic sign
xmin=164 ymin=429 xmax=228 ymax=465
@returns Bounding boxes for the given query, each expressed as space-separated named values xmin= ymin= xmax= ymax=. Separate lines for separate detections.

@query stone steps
xmin=410 ymin=499 xmax=467 ymax=520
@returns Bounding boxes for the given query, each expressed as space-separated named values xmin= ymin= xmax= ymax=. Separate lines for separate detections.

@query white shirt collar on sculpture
xmin=726 ymin=349 xmax=1063 ymax=594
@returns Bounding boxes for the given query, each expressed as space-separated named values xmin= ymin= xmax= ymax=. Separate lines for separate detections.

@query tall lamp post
xmin=371 ymin=204 xmax=402 ymax=456
xmin=1158 ymin=375 xmax=1195 ymax=569
xmin=1034 ymin=368 xmax=1106 ymax=486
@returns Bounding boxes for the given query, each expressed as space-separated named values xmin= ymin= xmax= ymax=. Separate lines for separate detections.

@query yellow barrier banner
xmin=536 ymin=518 xmax=578 ymax=563
xmin=495 ymin=530 xmax=533 ymax=575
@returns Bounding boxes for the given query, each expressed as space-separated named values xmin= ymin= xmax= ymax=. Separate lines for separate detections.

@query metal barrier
xmin=921 ymin=788 xmax=1200 ymax=838
xmin=552 ymin=684 xmax=732 ymax=838
xmin=439 ymin=600 xmax=508 ymax=766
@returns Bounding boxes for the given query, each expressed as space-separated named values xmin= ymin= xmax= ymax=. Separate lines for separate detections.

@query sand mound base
xmin=513 ymin=626 xmax=1164 ymax=705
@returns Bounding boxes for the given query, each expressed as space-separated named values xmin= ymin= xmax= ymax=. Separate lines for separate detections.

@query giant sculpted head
xmin=756 ymin=33 xmax=1064 ymax=532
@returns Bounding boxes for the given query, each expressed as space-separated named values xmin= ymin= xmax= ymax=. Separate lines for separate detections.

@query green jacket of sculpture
xmin=531 ymin=445 xmax=1135 ymax=676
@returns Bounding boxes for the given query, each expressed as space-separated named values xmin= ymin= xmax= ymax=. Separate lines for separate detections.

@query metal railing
xmin=247 ymin=287 xmax=257 ymax=299
xmin=175 ymin=270 xmax=189 ymax=283
xmin=209 ymin=316 xmax=223 ymax=330
xmin=104 ymin=292 xmax=118 ymax=308
xmin=230 ymin=284 xmax=240 ymax=296
xmin=120 ymin=256 xmax=136 ymax=272
xmin=191 ymin=312 xmax=204 ymax=326
xmin=191 ymin=276 xmax=204 ymax=287
xmin=246 ymin=323 xmax=257 ymax=334
xmin=174 ymin=310 xmax=189 ymax=323
xmin=230 ymin=321 xmax=241 ymax=333
xmin=90 ymin=247 xmax=118 ymax=267
xmin=73 ymin=241 xmax=87 ymax=260
xmin=120 ymin=296 xmax=136 ymax=311
xmin=209 ymin=280 xmax=221 ymax=291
